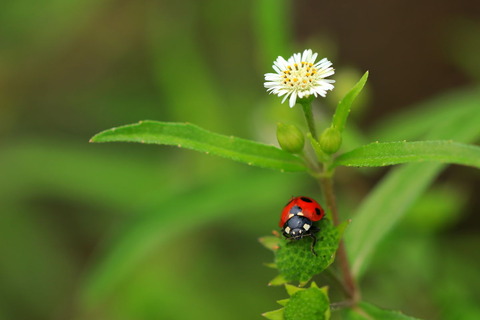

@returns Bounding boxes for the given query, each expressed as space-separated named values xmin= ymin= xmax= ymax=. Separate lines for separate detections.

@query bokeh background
xmin=1 ymin=0 xmax=479 ymax=319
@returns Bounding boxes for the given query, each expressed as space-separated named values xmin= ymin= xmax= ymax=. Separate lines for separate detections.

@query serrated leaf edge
xmin=262 ymin=308 xmax=285 ymax=320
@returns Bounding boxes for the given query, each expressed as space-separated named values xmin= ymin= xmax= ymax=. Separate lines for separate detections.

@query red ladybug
xmin=279 ymin=196 xmax=325 ymax=255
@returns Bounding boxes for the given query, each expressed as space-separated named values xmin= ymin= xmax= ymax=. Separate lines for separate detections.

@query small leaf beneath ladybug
xmin=274 ymin=219 xmax=341 ymax=283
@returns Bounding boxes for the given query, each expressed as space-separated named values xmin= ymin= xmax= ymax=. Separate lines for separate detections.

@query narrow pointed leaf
xmin=277 ymin=299 xmax=290 ymax=307
xmin=90 ymin=121 xmax=306 ymax=172
xmin=269 ymin=274 xmax=289 ymax=286
xmin=332 ymin=71 xmax=369 ymax=132
xmin=263 ymin=308 xmax=285 ymax=320
xmin=285 ymin=284 xmax=304 ymax=296
xmin=259 ymin=236 xmax=281 ymax=251
xmin=264 ymin=262 xmax=277 ymax=269
xmin=346 ymin=97 xmax=480 ymax=279
xmin=332 ymin=140 xmax=480 ymax=169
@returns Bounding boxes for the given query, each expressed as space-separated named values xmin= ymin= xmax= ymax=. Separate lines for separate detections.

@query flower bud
xmin=276 ymin=123 xmax=305 ymax=154
xmin=319 ymin=127 xmax=342 ymax=154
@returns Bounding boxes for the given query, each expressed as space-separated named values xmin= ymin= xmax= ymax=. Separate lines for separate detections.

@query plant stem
xmin=330 ymin=300 xmax=356 ymax=311
xmin=301 ymin=101 xmax=318 ymax=140
xmin=319 ymin=174 xmax=360 ymax=304
xmin=300 ymin=98 xmax=359 ymax=303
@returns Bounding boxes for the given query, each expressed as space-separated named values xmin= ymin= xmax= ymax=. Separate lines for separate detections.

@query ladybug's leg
xmin=308 ymin=225 xmax=320 ymax=256
xmin=309 ymin=233 xmax=318 ymax=256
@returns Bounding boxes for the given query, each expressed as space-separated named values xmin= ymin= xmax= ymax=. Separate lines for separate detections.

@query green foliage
xmin=263 ymin=283 xmax=330 ymax=320
xmin=307 ymin=133 xmax=330 ymax=162
xmin=332 ymin=140 xmax=480 ymax=169
xmin=4 ymin=1 xmax=480 ymax=318
xmin=273 ymin=219 xmax=342 ymax=284
xmin=89 ymin=68 xmax=479 ymax=319
xmin=346 ymin=87 xmax=480 ymax=279
xmin=344 ymin=302 xmax=421 ymax=320
xmin=81 ymin=171 xmax=302 ymax=306
xmin=332 ymin=71 xmax=369 ymax=133
xmin=284 ymin=285 xmax=330 ymax=320
xmin=90 ymin=121 xmax=306 ymax=172
xmin=403 ymin=185 xmax=467 ymax=233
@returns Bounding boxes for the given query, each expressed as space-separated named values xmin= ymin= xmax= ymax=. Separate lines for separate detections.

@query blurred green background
xmin=1 ymin=0 xmax=479 ymax=319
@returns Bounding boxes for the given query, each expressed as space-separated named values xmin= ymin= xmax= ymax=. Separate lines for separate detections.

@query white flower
xmin=264 ymin=49 xmax=335 ymax=108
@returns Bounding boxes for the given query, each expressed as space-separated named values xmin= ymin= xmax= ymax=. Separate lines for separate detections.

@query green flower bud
xmin=276 ymin=123 xmax=305 ymax=154
xmin=319 ymin=127 xmax=342 ymax=154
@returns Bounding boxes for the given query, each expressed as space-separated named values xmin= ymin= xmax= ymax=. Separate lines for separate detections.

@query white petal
xmin=302 ymin=49 xmax=311 ymax=62
xmin=318 ymin=69 xmax=335 ymax=78
xmin=289 ymin=91 xmax=297 ymax=108
xmin=273 ymin=57 xmax=288 ymax=71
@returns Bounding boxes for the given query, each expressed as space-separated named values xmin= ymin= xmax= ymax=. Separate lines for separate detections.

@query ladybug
xmin=279 ymin=196 xmax=325 ymax=255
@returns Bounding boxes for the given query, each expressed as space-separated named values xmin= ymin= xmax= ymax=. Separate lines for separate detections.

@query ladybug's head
xmin=282 ymin=215 xmax=313 ymax=239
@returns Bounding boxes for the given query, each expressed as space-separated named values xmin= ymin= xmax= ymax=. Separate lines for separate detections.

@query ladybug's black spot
xmin=315 ymin=208 xmax=322 ymax=215
xmin=289 ymin=205 xmax=302 ymax=215
xmin=300 ymin=197 xmax=313 ymax=202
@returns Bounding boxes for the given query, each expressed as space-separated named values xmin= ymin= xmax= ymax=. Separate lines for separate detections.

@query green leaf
xmin=285 ymin=284 xmax=304 ymax=296
xmin=90 ymin=121 xmax=306 ymax=172
xmin=259 ymin=236 xmax=281 ymax=252
xmin=284 ymin=284 xmax=330 ymax=320
xmin=348 ymin=162 xmax=444 ymax=278
xmin=81 ymin=171 xmax=302 ymax=307
xmin=346 ymin=91 xmax=480 ymax=279
xmin=264 ymin=283 xmax=330 ymax=320
xmin=275 ymin=219 xmax=341 ymax=283
xmin=306 ymin=132 xmax=329 ymax=162
xmin=263 ymin=308 xmax=285 ymax=320
xmin=269 ymin=274 xmax=289 ymax=286
xmin=332 ymin=140 xmax=480 ymax=169
xmin=344 ymin=302 xmax=421 ymax=320
xmin=332 ymin=71 xmax=369 ymax=133
xmin=277 ymin=299 xmax=290 ymax=307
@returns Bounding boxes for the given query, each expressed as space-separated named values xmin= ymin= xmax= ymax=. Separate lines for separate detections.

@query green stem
xmin=300 ymin=96 xmax=359 ymax=303
xmin=319 ymin=174 xmax=360 ymax=304
xmin=301 ymin=100 xmax=318 ymax=140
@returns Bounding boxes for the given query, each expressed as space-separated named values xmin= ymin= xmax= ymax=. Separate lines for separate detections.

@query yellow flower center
xmin=282 ymin=62 xmax=318 ymax=91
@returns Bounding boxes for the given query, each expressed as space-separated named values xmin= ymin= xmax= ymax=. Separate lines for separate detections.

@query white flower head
xmin=264 ymin=49 xmax=335 ymax=108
